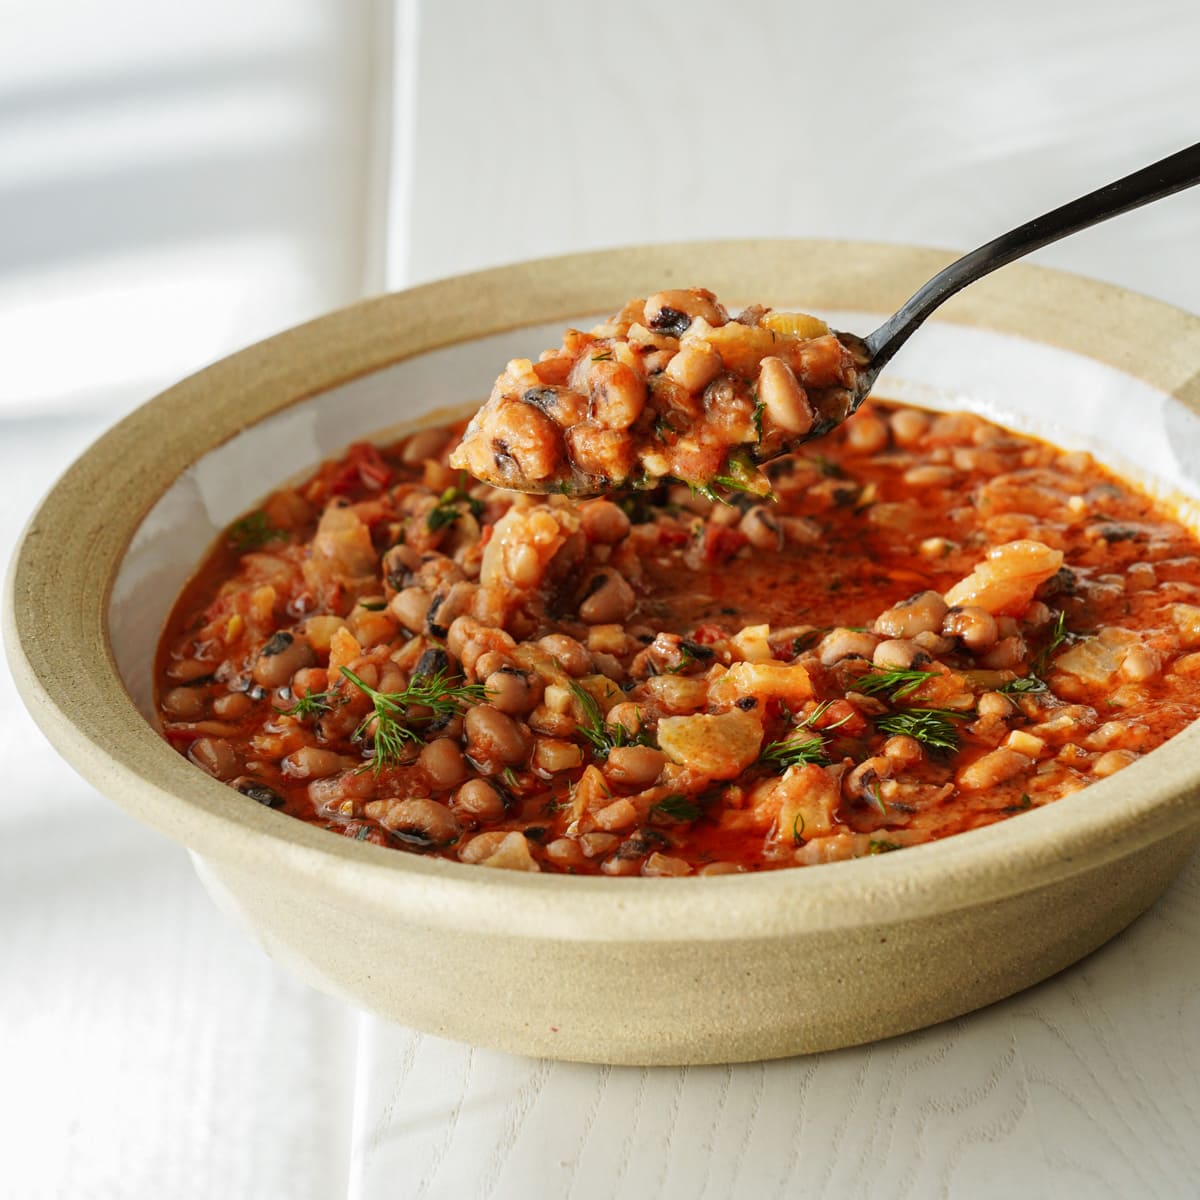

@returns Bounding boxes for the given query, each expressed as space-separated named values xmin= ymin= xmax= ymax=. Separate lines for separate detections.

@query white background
xmin=3 ymin=1 xmax=1200 ymax=1197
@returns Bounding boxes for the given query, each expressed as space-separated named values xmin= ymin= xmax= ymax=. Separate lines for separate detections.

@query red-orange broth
xmin=156 ymin=404 xmax=1200 ymax=876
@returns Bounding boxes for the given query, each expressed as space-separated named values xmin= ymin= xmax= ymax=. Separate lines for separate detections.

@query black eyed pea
xmin=588 ymin=361 xmax=646 ymax=430
xmin=426 ymin=580 xmax=478 ymax=638
xmin=451 ymin=778 xmax=508 ymax=822
xmin=890 ymin=407 xmax=930 ymax=447
xmin=739 ymin=506 xmax=783 ymax=552
xmin=604 ymin=745 xmax=667 ymax=788
xmin=473 ymin=650 xmax=515 ymax=680
xmin=871 ymin=639 xmax=929 ymax=670
xmin=537 ymin=633 xmax=592 ymax=676
xmin=980 ymin=635 xmax=1027 ymax=670
xmin=251 ymin=631 xmax=317 ymax=690
xmin=161 ymin=686 xmax=207 ymax=720
xmin=464 ymin=704 xmax=530 ymax=772
xmin=756 ymin=356 xmax=814 ymax=435
xmin=882 ymin=735 xmax=924 ymax=768
xmin=606 ymin=702 xmax=643 ymax=735
xmin=282 ymin=745 xmax=355 ymax=780
xmin=401 ymin=426 xmax=451 ymax=464
xmin=579 ymin=569 xmax=636 ymax=624
xmin=817 ymin=628 xmax=879 ymax=666
xmin=188 ymin=736 xmax=240 ymax=781
xmin=579 ymin=499 xmax=631 ymax=545
xmin=873 ymin=591 xmax=948 ymax=639
xmin=844 ymin=756 xmax=892 ymax=805
xmin=942 ymin=605 xmax=999 ymax=652
xmin=644 ymin=288 xmax=725 ymax=334
xmin=418 ymin=738 xmax=468 ymax=790
xmin=374 ymin=797 xmax=461 ymax=848
xmin=844 ymin=410 xmax=890 ymax=454
xmin=485 ymin=667 xmax=533 ymax=716
xmin=977 ymin=691 xmax=1016 ymax=719
xmin=390 ymin=587 xmax=432 ymax=634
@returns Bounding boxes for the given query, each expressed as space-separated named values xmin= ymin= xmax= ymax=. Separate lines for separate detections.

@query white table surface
xmin=6 ymin=2 xmax=1200 ymax=1196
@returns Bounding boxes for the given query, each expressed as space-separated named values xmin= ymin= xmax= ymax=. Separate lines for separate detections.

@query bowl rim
xmin=6 ymin=237 xmax=1200 ymax=943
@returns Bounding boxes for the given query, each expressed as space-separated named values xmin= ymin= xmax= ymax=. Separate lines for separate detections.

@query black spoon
xmin=826 ymin=141 xmax=1200 ymax=435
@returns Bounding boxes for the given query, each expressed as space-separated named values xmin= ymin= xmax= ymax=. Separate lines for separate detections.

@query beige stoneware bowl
xmin=7 ymin=241 xmax=1200 ymax=1065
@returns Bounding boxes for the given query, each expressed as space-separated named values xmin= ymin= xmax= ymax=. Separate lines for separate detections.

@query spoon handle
xmin=863 ymin=141 xmax=1200 ymax=377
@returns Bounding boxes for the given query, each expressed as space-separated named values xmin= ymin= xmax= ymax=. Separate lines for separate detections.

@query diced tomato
xmin=329 ymin=443 xmax=393 ymax=495
xmin=702 ymin=525 xmax=747 ymax=564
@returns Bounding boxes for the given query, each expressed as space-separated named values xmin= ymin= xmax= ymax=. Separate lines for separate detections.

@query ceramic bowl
xmin=7 ymin=241 xmax=1200 ymax=1066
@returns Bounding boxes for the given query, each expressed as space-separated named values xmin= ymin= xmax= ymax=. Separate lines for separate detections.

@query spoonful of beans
xmin=450 ymin=141 xmax=1200 ymax=500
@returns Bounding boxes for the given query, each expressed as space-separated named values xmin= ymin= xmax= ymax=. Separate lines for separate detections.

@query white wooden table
xmin=4 ymin=2 xmax=1200 ymax=1196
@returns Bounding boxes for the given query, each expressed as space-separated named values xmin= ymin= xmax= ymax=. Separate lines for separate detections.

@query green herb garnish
xmin=1002 ymin=793 xmax=1035 ymax=814
xmin=999 ymin=675 xmax=1048 ymax=695
xmin=340 ymin=666 xmax=488 ymax=773
xmin=875 ymin=708 xmax=964 ymax=755
xmin=856 ymin=668 xmax=937 ymax=701
xmin=1031 ymin=610 xmax=1068 ymax=676
xmin=752 ymin=400 xmax=765 ymax=442
xmin=792 ymin=812 xmax=806 ymax=846
xmin=274 ymin=691 xmax=334 ymax=721
xmin=868 ymin=839 xmax=902 ymax=854
xmin=797 ymin=699 xmax=853 ymax=732
xmin=762 ymin=734 xmax=830 ymax=768
xmin=567 ymin=679 xmax=649 ymax=759
xmin=687 ymin=480 xmax=725 ymax=505
xmin=427 ymin=483 xmax=485 ymax=532
xmin=712 ymin=451 xmax=774 ymax=501
xmin=651 ymin=795 xmax=703 ymax=822
xmin=649 ymin=642 xmax=698 ymax=676
xmin=228 ymin=510 xmax=286 ymax=552
xmin=591 ymin=350 xmax=613 ymax=362
xmin=865 ymin=782 xmax=886 ymax=815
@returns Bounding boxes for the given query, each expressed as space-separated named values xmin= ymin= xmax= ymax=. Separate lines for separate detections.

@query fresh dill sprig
xmin=792 ymin=812 xmax=806 ymax=846
xmin=651 ymin=794 xmax=703 ymax=822
xmin=687 ymin=480 xmax=726 ymax=506
xmin=590 ymin=349 xmax=614 ymax=362
xmin=567 ymin=679 xmax=649 ymax=759
xmin=1002 ymin=793 xmax=1035 ymax=814
xmin=751 ymin=399 xmax=765 ymax=442
xmin=875 ymin=708 xmax=964 ymax=755
xmin=868 ymin=839 xmax=902 ymax=854
xmin=274 ymin=691 xmax=334 ymax=720
xmin=856 ymin=668 xmax=937 ymax=701
xmin=427 ymin=481 xmax=484 ymax=532
xmin=797 ymin=699 xmax=853 ymax=732
xmin=761 ymin=700 xmax=855 ymax=771
xmin=762 ymin=734 xmax=830 ymax=768
xmin=228 ymin=510 xmax=286 ymax=552
xmin=1031 ymin=610 xmax=1068 ymax=676
xmin=864 ymin=782 xmax=886 ymax=815
xmin=340 ymin=666 xmax=488 ymax=772
xmin=712 ymin=451 xmax=774 ymax=501
xmin=999 ymin=675 xmax=1048 ymax=695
